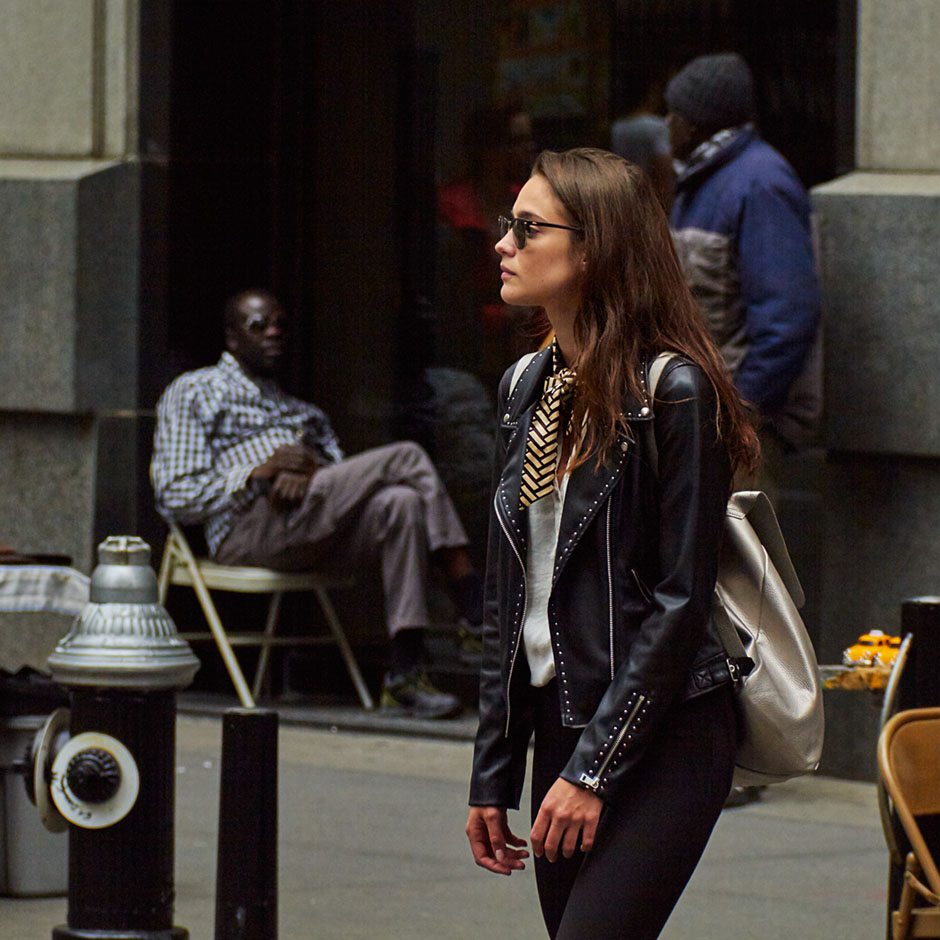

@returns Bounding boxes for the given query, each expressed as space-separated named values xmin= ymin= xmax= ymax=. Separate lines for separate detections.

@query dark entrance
xmin=145 ymin=0 xmax=855 ymax=415
xmin=143 ymin=0 xmax=423 ymax=459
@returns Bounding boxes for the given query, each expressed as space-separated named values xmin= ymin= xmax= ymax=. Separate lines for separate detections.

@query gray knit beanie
xmin=664 ymin=53 xmax=756 ymax=133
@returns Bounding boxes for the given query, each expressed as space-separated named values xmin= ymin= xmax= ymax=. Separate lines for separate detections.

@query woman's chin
xmin=500 ymin=284 xmax=526 ymax=306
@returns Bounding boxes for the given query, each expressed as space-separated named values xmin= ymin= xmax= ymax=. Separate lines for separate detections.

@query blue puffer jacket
xmin=671 ymin=127 xmax=821 ymax=448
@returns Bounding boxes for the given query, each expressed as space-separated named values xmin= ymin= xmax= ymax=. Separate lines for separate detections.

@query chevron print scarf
xmin=519 ymin=344 xmax=577 ymax=509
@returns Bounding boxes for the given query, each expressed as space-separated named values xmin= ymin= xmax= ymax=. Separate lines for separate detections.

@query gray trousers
xmin=216 ymin=442 xmax=468 ymax=636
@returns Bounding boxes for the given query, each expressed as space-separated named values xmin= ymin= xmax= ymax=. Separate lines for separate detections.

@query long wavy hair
xmin=533 ymin=147 xmax=759 ymax=476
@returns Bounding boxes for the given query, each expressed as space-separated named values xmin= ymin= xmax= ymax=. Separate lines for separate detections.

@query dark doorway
xmin=158 ymin=0 xmax=423 ymax=454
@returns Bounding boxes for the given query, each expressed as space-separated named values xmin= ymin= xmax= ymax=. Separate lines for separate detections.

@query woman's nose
xmin=495 ymin=232 xmax=515 ymax=256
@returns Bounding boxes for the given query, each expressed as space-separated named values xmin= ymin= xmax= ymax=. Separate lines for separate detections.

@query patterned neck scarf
xmin=519 ymin=343 xmax=577 ymax=509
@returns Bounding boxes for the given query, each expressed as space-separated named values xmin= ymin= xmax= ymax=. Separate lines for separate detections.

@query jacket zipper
xmin=606 ymin=503 xmax=615 ymax=681
xmin=495 ymin=491 xmax=527 ymax=737
xmin=578 ymin=694 xmax=647 ymax=792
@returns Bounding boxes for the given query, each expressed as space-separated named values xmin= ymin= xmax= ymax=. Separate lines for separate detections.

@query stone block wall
xmin=808 ymin=1 xmax=940 ymax=778
xmin=0 ymin=160 xmax=140 ymax=572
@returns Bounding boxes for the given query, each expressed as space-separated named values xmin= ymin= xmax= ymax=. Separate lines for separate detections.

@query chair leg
xmin=252 ymin=592 xmax=283 ymax=702
xmin=314 ymin=586 xmax=374 ymax=710
xmin=896 ymin=856 xmax=919 ymax=940
xmin=190 ymin=578 xmax=256 ymax=708
xmin=167 ymin=526 xmax=256 ymax=708
xmin=156 ymin=539 xmax=175 ymax=605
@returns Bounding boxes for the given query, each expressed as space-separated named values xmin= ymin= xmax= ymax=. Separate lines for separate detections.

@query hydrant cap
xmin=90 ymin=536 xmax=158 ymax=604
xmin=48 ymin=535 xmax=200 ymax=690
xmin=98 ymin=536 xmax=151 ymax=567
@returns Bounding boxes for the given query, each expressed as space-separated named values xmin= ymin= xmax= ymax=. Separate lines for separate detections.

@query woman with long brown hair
xmin=465 ymin=148 xmax=759 ymax=939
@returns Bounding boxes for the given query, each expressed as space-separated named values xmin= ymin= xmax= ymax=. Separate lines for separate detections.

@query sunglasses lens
xmin=497 ymin=216 xmax=526 ymax=248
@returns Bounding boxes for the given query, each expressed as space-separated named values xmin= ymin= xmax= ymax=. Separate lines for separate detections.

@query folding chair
xmin=878 ymin=706 xmax=940 ymax=939
xmin=157 ymin=522 xmax=374 ymax=710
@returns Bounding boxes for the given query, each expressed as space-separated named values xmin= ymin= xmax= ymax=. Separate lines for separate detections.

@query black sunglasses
xmin=497 ymin=214 xmax=582 ymax=249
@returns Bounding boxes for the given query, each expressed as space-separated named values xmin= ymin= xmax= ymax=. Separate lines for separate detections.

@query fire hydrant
xmin=45 ymin=536 xmax=200 ymax=939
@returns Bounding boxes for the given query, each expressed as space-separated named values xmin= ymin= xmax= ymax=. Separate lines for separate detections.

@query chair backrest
xmin=878 ymin=634 xmax=913 ymax=867
xmin=879 ymin=707 xmax=940 ymax=894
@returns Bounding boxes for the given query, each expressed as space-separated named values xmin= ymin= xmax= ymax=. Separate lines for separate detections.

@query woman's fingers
xmin=561 ymin=820 xmax=582 ymax=859
xmin=534 ymin=814 xmax=577 ymax=863
xmin=466 ymin=807 xmax=528 ymax=876
xmin=579 ymin=810 xmax=599 ymax=854
xmin=532 ymin=778 xmax=604 ymax=862
xmin=485 ymin=811 xmax=529 ymax=871
xmin=530 ymin=805 xmax=549 ymax=858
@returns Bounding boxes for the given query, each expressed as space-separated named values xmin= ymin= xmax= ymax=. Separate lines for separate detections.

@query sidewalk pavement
xmin=2 ymin=698 xmax=890 ymax=940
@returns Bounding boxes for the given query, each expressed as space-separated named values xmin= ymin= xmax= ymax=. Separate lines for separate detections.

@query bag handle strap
xmin=647 ymin=351 xmax=753 ymax=677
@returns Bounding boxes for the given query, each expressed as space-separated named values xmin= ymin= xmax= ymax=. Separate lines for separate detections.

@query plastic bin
xmin=0 ymin=715 xmax=67 ymax=897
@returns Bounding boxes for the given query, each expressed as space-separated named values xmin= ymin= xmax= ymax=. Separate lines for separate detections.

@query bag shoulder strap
xmin=646 ymin=351 xmax=752 ymax=671
xmin=647 ymin=351 xmax=676 ymax=397
xmin=729 ymin=491 xmax=805 ymax=608
xmin=645 ymin=352 xmax=678 ymax=477
xmin=508 ymin=351 xmax=538 ymax=397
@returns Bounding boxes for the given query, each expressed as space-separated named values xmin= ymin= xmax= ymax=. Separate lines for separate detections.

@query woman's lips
xmin=500 ymin=266 xmax=515 ymax=281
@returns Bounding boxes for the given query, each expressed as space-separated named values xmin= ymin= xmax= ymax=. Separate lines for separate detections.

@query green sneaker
xmin=456 ymin=621 xmax=484 ymax=663
xmin=380 ymin=671 xmax=462 ymax=719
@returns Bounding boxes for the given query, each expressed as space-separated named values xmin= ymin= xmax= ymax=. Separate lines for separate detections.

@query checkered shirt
xmin=150 ymin=352 xmax=343 ymax=555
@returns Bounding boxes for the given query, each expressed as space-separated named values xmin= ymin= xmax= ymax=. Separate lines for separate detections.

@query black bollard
xmin=215 ymin=708 xmax=278 ymax=940
xmin=886 ymin=597 xmax=940 ymax=939
xmin=896 ymin=598 xmax=940 ymax=712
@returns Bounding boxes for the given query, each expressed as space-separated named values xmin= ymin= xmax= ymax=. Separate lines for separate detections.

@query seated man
xmin=151 ymin=289 xmax=481 ymax=718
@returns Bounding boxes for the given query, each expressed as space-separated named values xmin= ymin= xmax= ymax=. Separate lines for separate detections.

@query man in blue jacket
xmin=666 ymin=53 xmax=821 ymax=457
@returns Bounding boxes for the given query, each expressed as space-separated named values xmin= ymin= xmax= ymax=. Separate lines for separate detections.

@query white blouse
xmin=522 ymin=471 xmax=570 ymax=687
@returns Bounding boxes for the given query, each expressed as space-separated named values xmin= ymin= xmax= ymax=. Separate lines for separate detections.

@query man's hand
xmin=268 ymin=469 xmax=313 ymax=510
xmin=530 ymin=778 xmax=602 ymax=862
xmin=466 ymin=806 xmax=529 ymax=876
xmin=250 ymin=443 xmax=321 ymax=481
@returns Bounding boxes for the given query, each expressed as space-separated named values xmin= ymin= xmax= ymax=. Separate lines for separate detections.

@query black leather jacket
xmin=469 ymin=348 xmax=733 ymax=808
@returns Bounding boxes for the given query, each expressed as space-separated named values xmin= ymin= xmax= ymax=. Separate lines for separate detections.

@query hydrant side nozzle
xmin=65 ymin=748 xmax=122 ymax=804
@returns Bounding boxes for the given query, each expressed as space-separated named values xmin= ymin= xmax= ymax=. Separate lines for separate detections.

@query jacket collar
xmin=676 ymin=123 xmax=757 ymax=192
xmin=496 ymin=349 xmax=657 ymax=580
xmin=503 ymin=346 xmax=655 ymax=424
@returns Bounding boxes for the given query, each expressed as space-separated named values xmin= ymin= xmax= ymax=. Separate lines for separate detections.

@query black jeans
xmin=531 ymin=680 xmax=737 ymax=940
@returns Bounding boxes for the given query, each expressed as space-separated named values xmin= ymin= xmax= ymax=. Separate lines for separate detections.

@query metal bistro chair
xmin=157 ymin=522 xmax=374 ymax=710
xmin=878 ymin=705 xmax=940 ymax=940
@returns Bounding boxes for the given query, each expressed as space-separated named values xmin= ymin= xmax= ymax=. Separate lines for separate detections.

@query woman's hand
xmin=466 ymin=806 xmax=529 ymax=876
xmin=530 ymin=778 xmax=602 ymax=862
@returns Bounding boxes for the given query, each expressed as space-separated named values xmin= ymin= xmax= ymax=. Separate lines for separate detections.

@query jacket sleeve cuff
xmin=561 ymin=690 xmax=653 ymax=800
